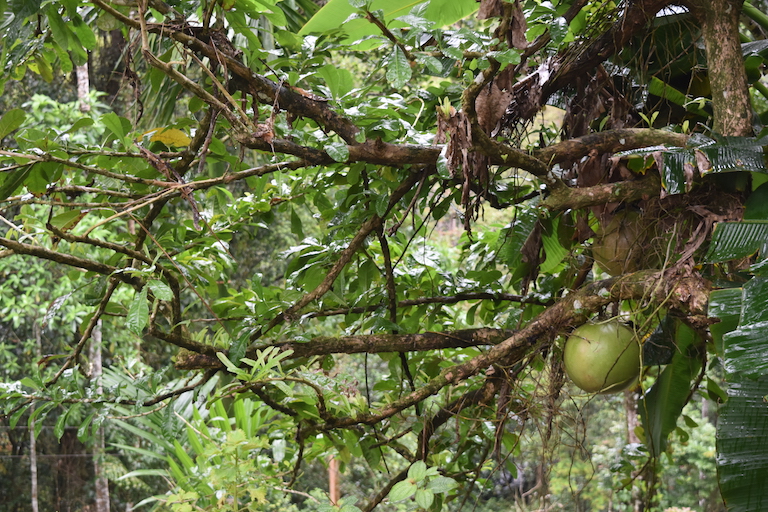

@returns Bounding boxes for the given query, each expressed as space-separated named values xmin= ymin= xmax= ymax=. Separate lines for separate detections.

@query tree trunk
xmin=76 ymin=63 xmax=91 ymax=113
xmin=687 ymin=0 xmax=753 ymax=136
xmin=91 ymin=321 xmax=110 ymax=512
xmin=29 ymin=406 xmax=39 ymax=512
xmin=30 ymin=322 xmax=42 ymax=512
xmin=625 ymin=389 xmax=641 ymax=444
xmin=328 ymin=455 xmax=340 ymax=505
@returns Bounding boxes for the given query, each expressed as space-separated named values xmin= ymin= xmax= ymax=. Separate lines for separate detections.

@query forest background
xmin=1 ymin=0 xmax=768 ymax=511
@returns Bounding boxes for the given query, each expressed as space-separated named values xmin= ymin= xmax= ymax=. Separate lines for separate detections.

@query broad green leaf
xmin=705 ymin=221 xmax=768 ymax=263
xmin=648 ymin=77 xmax=689 ymax=109
xmin=540 ymin=216 xmax=568 ymax=273
xmin=325 ymin=141 xmax=350 ymax=162
xmin=0 ymin=108 xmax=26 ymax=139
xmin=49 ymin=209 xmax=87 ymax=232
xmin=408 ymin=460 xmax=428 ymax=481
xmin=27 ymin=403 xmax=53 ymax=430
xmin=317 ymin=64 xmax=355 ymax=98
xmin=722 ymin=277 xmax=768 ymax=378
xmin=127 ymin=287 xmax=149 ymax=335
xmin=31 ymin=54 xmax=53 ymax=82
xmin=0 ymin=165 xmax=33 ymax=201
xmin=697 ymin=137 xmax=768 ymax=175
xmin=549 ymin=16 xmax=568 ymax=44
xmin=389 ymin=479 xmax=417 ymax=502
xmin=19 ymin=376 xmax=41 ymax=391
xmin=70 ymin=15 xmax=97 ymax=50
xmin=426 ymin=476 xmax=458 ymax=494
xmin=415 ymin=488 xmax=434 ymax=509
xmin=501 ymin=203 xmax=539 ymax=284
xmin=639 ymin=317 xmax=702 ymax=457
xmin=490 ymin=48 xmax=521 ymax=65
xmin=216 ymin=352 xmax=241 ymax=374
xmin=54 ymin=407 xmax=70 ymax=440
xmin=745 ymin=182 xmax=768 ymax=220
xmin=46 ymin=7 xmax=72 ymax=50
xmin=717 ymin=374 xmax=768 ymax=511
xmin=64 ymin=117 xmax=95 ymax=135
xmin=101 ymin=112 xmax=131 ymax=139
xmin=708 ymin=287 xmax=742 ymax=356
xmin=299 ymin=0 xmax=477 ymax=43
xmin=386 ymin=46 xmax=411 ymax=89
xmin=147 ymin=279 xmax=174 ymax=301
xmin=228 ymin=332 xmax=249 ymax=365
xmin=290 ymin=207 xmax=304 ymax=239
xmin=77 ymin=412 xmax=95 ymax=442
xmin=717 ymin=275 xmax=768 ymax=509
xmin=657 ymin=149 xmax=696 ymax=195
xmin=10 ymin=404 xmax=31 ymax=429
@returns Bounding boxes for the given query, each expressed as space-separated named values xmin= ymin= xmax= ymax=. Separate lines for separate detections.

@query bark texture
xmin=687 ymin=0 xmax=753 ymax=136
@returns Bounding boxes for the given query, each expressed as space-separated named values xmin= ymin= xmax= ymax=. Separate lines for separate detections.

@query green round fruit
xmin=592 ymin=210 xmax=643 ymax=276
xmin=563 ymin=320 xmax=641 ymax=394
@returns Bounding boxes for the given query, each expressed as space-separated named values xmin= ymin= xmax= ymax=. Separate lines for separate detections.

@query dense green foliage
xmin=1 ymin=0 xmax=768 ymax=511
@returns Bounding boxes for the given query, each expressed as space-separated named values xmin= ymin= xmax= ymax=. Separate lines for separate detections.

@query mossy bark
xmin=687 ymin=0 xmax=753 ymax=136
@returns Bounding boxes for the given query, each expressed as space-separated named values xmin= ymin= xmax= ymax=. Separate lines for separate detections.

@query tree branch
xmin=317 ymin=268 xmax=708 ymax=429
xmin=0 ymin=237 xmax=142 ymax=287
xmin=541 ymin=172 xmax=662 ymax=211
xmin=534 ymin=129 xmax=689 ymax=166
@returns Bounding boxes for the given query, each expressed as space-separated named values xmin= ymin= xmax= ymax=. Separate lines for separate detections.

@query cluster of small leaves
xmin=389 ymin=461 xmax=457 ymax=511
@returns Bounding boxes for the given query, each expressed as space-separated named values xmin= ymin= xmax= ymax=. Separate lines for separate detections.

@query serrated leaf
xmin=389 ymin=480 xmax=417 ymax=502
xmin=426 ymin=476 xmax=457 ymax=494
xmin=408 ymin=460 xmax=428 ymax=481
xmin=415 ymin=488 xmax=434 ymax=509
xmin=386 ymin=46 xmax=411 ymax=89
xmin=127 ymin=287 xmax=149 ymax=335
xmin=0 ymin=108 xmax=26 ymax=139
xmin=325 ymin=141 xmax=350 ymax=162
